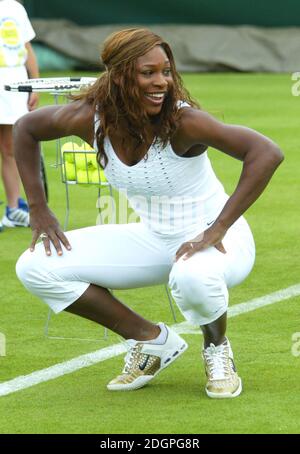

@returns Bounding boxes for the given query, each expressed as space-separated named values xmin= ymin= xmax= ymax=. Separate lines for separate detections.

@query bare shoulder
xmin=177 ymin=107 xmax=217 ymax=139
xmin=52 ymin=99 xmax=95 ymax=141
xmin=15 ymin=99 xmax=95 ymax=144
xmin=172 ymin=107 xmax=217 ymax=152
xmin=53 ymin=99 xmax=94 ymax=123
xmin=175 ymin=105 xmax=281 ymax=162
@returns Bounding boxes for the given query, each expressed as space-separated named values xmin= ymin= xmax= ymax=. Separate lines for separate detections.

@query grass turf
xmin=0 ymin=72 xmax=299 ymax=434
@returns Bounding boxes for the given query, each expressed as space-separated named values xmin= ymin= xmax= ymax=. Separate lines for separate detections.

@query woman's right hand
xmin=13 ymin=102 xmax=93 ymax=256
xmin=29 ymin=205 xmax=72 ymax=256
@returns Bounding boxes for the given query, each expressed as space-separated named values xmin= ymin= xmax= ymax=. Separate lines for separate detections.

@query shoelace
xmin=123 ymin=340 xmax=140 ymax=373
xmin=204 ymin=343 xmax=231 ymax=380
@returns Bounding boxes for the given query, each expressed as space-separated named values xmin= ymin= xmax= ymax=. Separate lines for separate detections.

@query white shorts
xmin=16 ymin=217 xmax=255 ymax=324
xmin=0 ymin=66 xmax=29 ymax=124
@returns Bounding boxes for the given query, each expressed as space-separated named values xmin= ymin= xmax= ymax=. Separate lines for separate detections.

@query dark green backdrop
xmin=23 ymin=0 xmax=300 ymax=27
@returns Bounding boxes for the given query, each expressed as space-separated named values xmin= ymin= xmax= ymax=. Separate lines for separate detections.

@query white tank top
xmin=94 ymin=112 xmax=228 ymax=235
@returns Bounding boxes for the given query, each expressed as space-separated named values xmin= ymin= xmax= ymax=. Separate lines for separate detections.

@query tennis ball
xmin=65 ymin=162 xmax=76 ymax=181
xmin=76 ymin=169 xmax=89 ymax=184
xmin=74 ymin=154 xmax=88 ymax=171
xmin=64 ymin=152 xmax=75 ymax=164
xmin=90 ymin=169 xmax=100 ymax=183
xmin=61 ymin=142 xmax=80 ymax=164
xmin=61 ymin=141 xmax=94 ymax=152
xmin=86 ymin=153 xmax=98 ymax=169
xmin=61 ymin=141 xmax=80 ymax=152
xmin=61 ymin=142 xmax=101 ymax=185
xmin=81 ymin=142 xmax=94 ymax=151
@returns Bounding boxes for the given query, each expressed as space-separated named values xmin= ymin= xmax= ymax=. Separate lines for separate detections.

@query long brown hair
xmin=76 ymin=28 xmax=198 ymax=168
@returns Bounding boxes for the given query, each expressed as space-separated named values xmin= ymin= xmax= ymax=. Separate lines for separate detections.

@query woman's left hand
xmin=175 ymin=223 xmax=227 ymax=261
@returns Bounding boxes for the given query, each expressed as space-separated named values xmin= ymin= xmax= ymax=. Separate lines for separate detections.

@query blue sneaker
xmin=2 ymin=206 xmax=30 ymax=227
xmin=18 ymin=198 xmax=29 ymax=212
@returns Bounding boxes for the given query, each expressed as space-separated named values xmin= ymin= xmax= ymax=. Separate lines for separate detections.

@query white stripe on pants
xmin=16 ymin=217 xmax=255 ymax=324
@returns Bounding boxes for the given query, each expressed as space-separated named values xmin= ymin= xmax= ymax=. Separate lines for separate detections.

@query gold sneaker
xmin=107 ymin=324 xmax=188 ymax=391
xmin=202 ymin=338 xmax=242 ymax=398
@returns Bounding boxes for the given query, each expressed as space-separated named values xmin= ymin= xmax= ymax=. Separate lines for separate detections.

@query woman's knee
xmin=16 ymin=249 xmax=40 ymax=288
xmin=169 ymin=258 xmax=222 ymax=301
xmin=15 ymin=246 xmax=54 ymax=294
xmin=168 ymin=257 xmax=228 ymax=322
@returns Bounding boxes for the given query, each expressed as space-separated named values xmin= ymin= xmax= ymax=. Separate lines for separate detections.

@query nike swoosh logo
xmin=139 ymin=355 xmax=150 ymax=371
xmin=207 ymin=220 xmax=214 ymax=226
xmin=230 ymin=358 xmax=236 ymax=372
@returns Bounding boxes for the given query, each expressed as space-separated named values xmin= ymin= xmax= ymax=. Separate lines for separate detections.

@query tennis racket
xmin=4 ymin=77 xmax=97 ymax=94
xmin=4 ymin=77 xmax=97 ymax=203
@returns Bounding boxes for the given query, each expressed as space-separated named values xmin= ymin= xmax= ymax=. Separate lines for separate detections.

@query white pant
xmin=16 ymin=217 xmax=255 ymax=325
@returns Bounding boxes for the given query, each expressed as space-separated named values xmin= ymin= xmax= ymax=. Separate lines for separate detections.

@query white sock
xmin=147 ymin=322 xmax=168 ymax=345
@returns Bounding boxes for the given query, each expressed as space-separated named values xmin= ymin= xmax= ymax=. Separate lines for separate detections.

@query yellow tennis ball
xmin=81 ymin=142 xmax=94 ymax=151
xmin=65 ymin=162 xmax=76 ymax=181
xmin=63 ymin=152 xmax=75 ymax=164
xmin=89 ymin=169 xmax=100 ymax=183
xmin=86 ymin=153 xmax=98 ymax=169
xmin=61 ymin=142 xmax=81 ymax=164
xmin=74 ymin=154 xmax=88 ymax=171
xmin=76 ymin=169 xmax=89 ymax=184
xmin=61 ymin=141 xmax=81 ymax=151
xmin=89 ymin=169 xmax=108 ymax=184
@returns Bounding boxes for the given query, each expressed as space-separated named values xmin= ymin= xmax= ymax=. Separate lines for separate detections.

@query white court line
xmin=0 ymin=283 xmax=299 ymax=398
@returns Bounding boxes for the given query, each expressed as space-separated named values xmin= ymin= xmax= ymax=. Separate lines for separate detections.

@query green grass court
xmin=0 ymin=72 xmax=299 ymax=434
